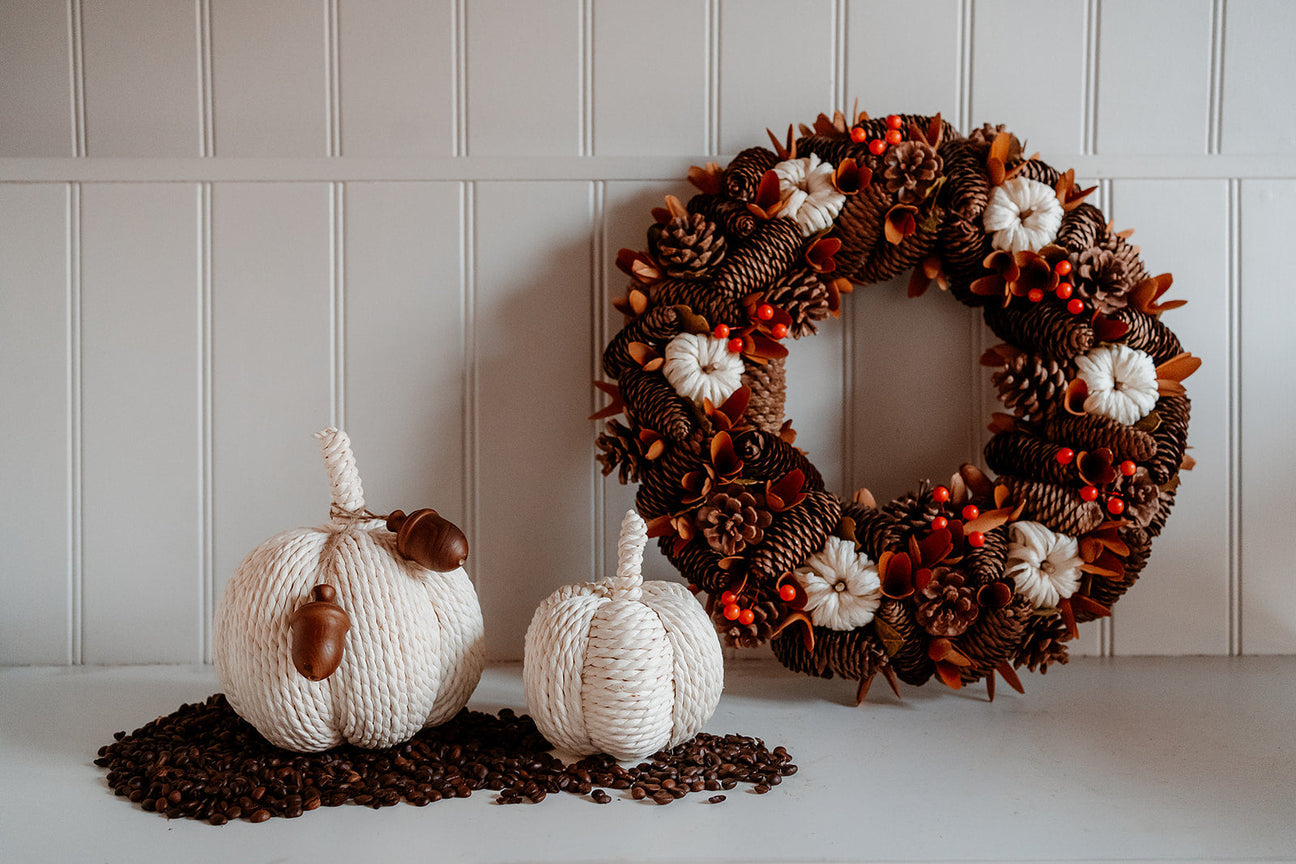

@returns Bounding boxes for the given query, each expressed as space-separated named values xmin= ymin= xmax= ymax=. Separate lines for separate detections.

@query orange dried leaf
xmin=884 ymin=204 xmax=918 ymax=245
xmin=588 ymin=380 xmax=624 ymax=420
xmin=1156 ymin=352 xmax=1202 ymax=383
xmin=687 ymin=162 xmax=724 ymax=195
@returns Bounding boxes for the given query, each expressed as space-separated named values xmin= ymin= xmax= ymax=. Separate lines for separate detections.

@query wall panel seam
xmin=461 ymin=180 xmax=478 ymax=573
xmin=331 ymin=182 xmax=346 ymax=430
xmin=1084 ymin=0 xmax=1100 ymax=155
xmin=1228 ymin=176 xmax=1241 ymax=654
xmin=833 ymin=0 xmax=846 ymax=114
xmin=1208 ymin=0 xmax=1226 ymax=154
xmin=327 ymin=0 xmax=342 ymax=157
xmin=68 ymin=0 xmax=86 ymax=157
xmin=581 ymin=0 xmax=594 ymax=156
xmin=590 ymin=180 xmax=605 ymax=580
xmin=199 ymin=182 xmax=214 ymax=663
xmin=67 ymin=181 xmax=83 ymax=664
xmin=707 ymin=0 xmax=720 ymax=155
xmin=198 ymin=0 xmax=214 ymax=158
xmin=453 ymin=0 xmax=467 ymax=156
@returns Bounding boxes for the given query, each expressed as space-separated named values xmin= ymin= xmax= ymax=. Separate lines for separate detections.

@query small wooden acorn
xmin=289 ymin=584 xmax=351 ymax=681
xmin=386 ymin=508 xmax=469 ymax=572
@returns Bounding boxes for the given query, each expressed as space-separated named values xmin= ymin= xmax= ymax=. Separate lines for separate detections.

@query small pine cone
xmin=715 ymin=598 xmax=783 ymax=649
xmin=875 ymin=599 xmax=934 ymax=686
xmin=916 ymin=566 xmax=979 ymax=637
xmin=1145 ymin=484 xmax=1176 ymax=538
xmin=1112 ymin=466 xmax=1160 ymax=528
xmin=1015 ymin=613 xmax=1071 ymax=674
xmin=984 ymin=300 xmax=1094 ymax=362
xmin=1147 ymin=394 xmax=1191 ymax=485
xmin=742 ymin=357 xmax=787 ymax=433
xmin=883 ymin=140 xmax=943 ymax=205
xmin=723 ymin=147 xmax=779 ymax=200
xmin=1072 ymin=246 xmax=1146 ymax=316
xmin=1001 ymin=475 xmax=1107 ymax=537
xmin=617 ymin=366 xmax=696 ymax=441
xmin=984 ymin=430 xmax=1074 ymax=487
xmin=747 ymin=491 xmax=841 ymax=582
xmin=711 ymin=217 xmax=806 ymax=301
xmin=651 ymin=213 xmax=727 ymax=278
xmin=883 ymin=480 xmax=944 ymax=538
xmin=958 ymin=597 xmax=1031 ymax=680
xmin=635 ymin=442 xmax=704 ymax=519
xmin=1038 ymin=411 xmax=1158 ymax=463
xmin=734 ymin=428 xmax=826 ymax=490
xmin=696 ymin=486 xmax=773 ymax=557
xmin=763 ymin=267 xmax=832 ymax=338
xmin=992 ymin=353 xmax=1067 ymax=419
xmin=1054 ymin=204 xmax=1107 ymax=256
xmin=649 ymin=277 xmax=745 ymax=328
xmin=661 ymin=536 xmax=731 ymax=593
xmin=687 ymin=192 xmax=757 ymax=239
xmin=602 ymin=304 xmax=681 ymax=378
xmin=842 ymin=503 xmax=905 ymax=560
xmin=1110 ymin=307 xmax=1184 ymax=365
xmin=965 ymin=124 xmax=1021 ymax=158
xmin=595 ymin=419 xmax=645 ymax=484
xmin=964 ymin=524 xmax=1010 ymax=587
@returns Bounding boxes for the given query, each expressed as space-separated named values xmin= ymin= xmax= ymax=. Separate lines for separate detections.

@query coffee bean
xmin=753 ymin=783 xmax=770 ymax=794
xmin=591 ymin=790 xmax=610 ymax=804
xmin=708 ymin=795 xmax=726 ymax=804
xmin=651 ymin=791 xmax=673 ymax=805
xmin=249 ymin=809 xmax=270 ymax=823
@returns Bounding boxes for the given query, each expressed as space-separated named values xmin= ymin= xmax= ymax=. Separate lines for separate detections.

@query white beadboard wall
xmin=1 ymin=0 xmax=1294 ymax=664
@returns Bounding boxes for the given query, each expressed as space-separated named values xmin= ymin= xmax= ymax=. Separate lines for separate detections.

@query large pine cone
xmin=883 ymin=140 xmax=942 ymax=205
xmin=652 ymin=213 xmax=726 ymax=278
xmin=992 ymin=353 xmax=1067 ymax=419
xmin=764 ymin=267 xmax=832 ymax=338
xmin=916 ymin=567 xmax=979 ymax=637
xmin=884 ymin=481 xmax=944 ymax=538
xmin=1071 ymin=230 xmax=1148 ymax=314
xmin=696 ymin=486 xmax=772 ymax=556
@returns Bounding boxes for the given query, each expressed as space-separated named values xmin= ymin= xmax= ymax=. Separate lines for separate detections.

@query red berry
xmin=720 ymin=590 xmax=736 ymax=605
xmin=727 ymin=337 xmax=744 ymax=353
xmin=1027 ymin=288 xmax=1044 ymax=303
xmin=886 ymin=114 xmax=903 ymax=129
xmin=1055 ymin=282 xmax=1073 ymax=300
xmin=1107 ymin=496 xmax=1126 ymax=515
xmin=884 ymin=128 xmax=903 ymax=145
xmin=771 ymin=322 xmax=788 ymax=339
xmin=778 ymin=583 xmax=797 ymax=602
xmin=723 ymin=603 xmax=741 ymax=621
xmin=967 ymin=531 xmax=986 ymax=548
xmin=1056 ymin=447 xmax=1075 ymax=465
xmin=869 ymin=139 xmax=887 ymax=155
xmin=931 ymin=516 xmax=948 ymax=531
xmin=851 ymin=126 xmax=868 ymax=143
xmin=932 ymin=486 xmax=950 ymax=503
xmin=738 ymin=608 xmax=755 ymax=626
xmin=1120 ymin=460 xmax=1137 ymax=476
xmin=1067 ymin=298 xmax=1085 ymax=314
xmin=1054 ymin=260 xmax=1073 ymax=277
xmin=1080 ymin=485 xmax=1099 ymax=502
xmin=757 ymin=303 xmax=775 ymax=321
xmin=962 ymin=504 xmax=980 ymax=522
xmin=713 ymin=323 xmax=730 ymax=339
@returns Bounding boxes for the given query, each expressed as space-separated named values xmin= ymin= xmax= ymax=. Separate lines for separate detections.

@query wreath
xmin=593 ymin=111 xmax=1199 ymax=702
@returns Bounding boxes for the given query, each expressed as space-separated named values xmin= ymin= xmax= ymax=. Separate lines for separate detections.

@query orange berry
xmin=1054 ymin=259 xmax=1073 ymax=276
xmin=727 ymin=337 xmax=744 ymax=353
xmin=713 ymin=324 xmax=730 ymax=339
xmin=932 ymin=486 xmax=950 ymax=503
xmin=771 ymin=322 xmax=788 ymax=339
xmin=868 ymin=139 xmax=887 ymax=156
xmin=1056 ymin=448 xmax=1075 ymax=465
xmin=967 ymin=531 xmax=986 ymax=547
xmin=1055 ymin=282 xmax=1073 ymax=300
xmin=720 ymin=590 xmax=736 ymax=605
xmin=886 ymin=114 xmax=903 ymax=129
xmin=738 ymin=608 xmax=755 ymax=626
xmin=757 ymin=303 xmax=775 ymax=321
xmin=885 ymin=129 xmax=903 ymax=145
xmin=931 ymin=516 xmax=948 ymax=531
xmin=962 ymin=505 xmax=980 ymax=522
xmin=1080 ymin=485 xmax=1099 ymax=502
xmin=778 ymin=583 xmax=797 ymax=602
xmin=851 ymin=126 xmax=868 ymax=143
xmin=1027 ymin=288 xmax=1044 ymax=303
xmin=723 ymin=603 xmax=741 ymax=621
xmin=1120 ymin=460 xmax=1137 ymax=476
xmin=1107 ymin=496 xmax=1126 ymax=515
xmin=1067 ymin=298 xmax=1085 ymax=314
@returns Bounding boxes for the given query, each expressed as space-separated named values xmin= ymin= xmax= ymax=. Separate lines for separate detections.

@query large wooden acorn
xmin=213 ymin=428 xmax=485 ymax=752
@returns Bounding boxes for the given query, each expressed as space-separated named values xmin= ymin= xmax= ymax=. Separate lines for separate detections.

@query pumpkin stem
xmin=316 ymin=427 xmax=366 ymax=520
xmin=609 ymin=509 xmax=646 ymax=601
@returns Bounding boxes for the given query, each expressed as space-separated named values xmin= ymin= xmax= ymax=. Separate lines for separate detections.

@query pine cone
xmin=964 ymin=524 xmax=1010 ymax=587
xmin=771 ymin=625 xmax=889 ymax=683
xmin=984 ymin=430 xmax=1074 ymax=487
xmin=1147 ymin=394 xmax=1190 ymax=485
xmin=875 ymin=599 xmax=933 ymax=686
xmin=958 ymin=597 xmax=1031 ymax=680
xmin=992 ymin=353 xmax=1067 ymax=419
xmin=883 ymin=140 xmax=942 ymax=205
xmin=733 ymin=428 xmax=825 ymax=489
xmin=1038 ymin=411 xmax=1158 ymax=463
xmin=842 ymin=503 xmax=905 ymax=560
xmin=984 ymin=300 xmax=1094 ymax=362
xmin=1015 ymin=613 xmax=1071 ymax=674
xmin=1071 ymin=231 xmax=1146 ymax=314
xmin=1111 ymin=306 xmax=1184 ymax=365
xmin=595 ymin=419 xmax=645 ymax=484
xmin=602 ymin=304 xmax=682 ymax=378
xmin=884 ymin=480 xmax=944 ymax=537
xmin=1001 ymin=476 xmax=1107 ymax=536
xmin=687 ymin=193 xmax=757 ymax=239
xmin=966 ymin=124 xmax=1022 ymax=159
xmin=652 ymin=213 xmax=726 ymax=278
xmin=742 ymin=357 xmax=787 ymax=433
xmin=747 ymin=490 xmax=841 ymax=582
xmin=1113 ymin=466 xmax=1160 ymax=528
xmin=723 ymin=147 xmax=779 ymax=201
xmin=1054 ymin=204 xmax=1107 ymax=256
xmin=711 ymin=217 xmax=806 ymax=301
xmin=764 ymin=268 xmax=832 ymax=338
xmin=916 ymin=566 xmax=979 ymax=637
xmin=696 ymin=486 xmax=772 ymax=556
xmin=661 ymin=535 xmax=732 ymax=594
xmin=715 ymin=597 xmax=783 ymax=648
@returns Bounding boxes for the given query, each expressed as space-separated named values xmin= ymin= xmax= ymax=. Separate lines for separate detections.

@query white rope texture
xmin=213 ymin=428 xmax=485 ymax=752
xmin=522 ymin=509 xmax=724 ymax=761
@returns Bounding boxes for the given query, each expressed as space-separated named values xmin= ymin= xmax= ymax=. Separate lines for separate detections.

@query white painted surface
xmin=1 ymin=0 xmax=1292 ymax=663
xmin=2 ymin=659 xmax=1295 ymax=862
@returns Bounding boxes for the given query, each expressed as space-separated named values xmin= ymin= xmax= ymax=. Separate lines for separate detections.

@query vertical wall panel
xmin=783 ymin=317 xmax=846 ymax=497
xmin=475 ymin=181 xmax=593 ymax=659
xmin=0 ymin=2 xmax=73 ymax=156
xmin=1096 ymin=0 xmax=1211 ymax=155
xmin=81 ymin=0 xmax=200 ymax=156
xmin=211 ymin=184 xmax=332 ymax=602
xmin=467 ymin=0 xmax=580 ymax=156
xmin=1107 ymin=180 xmax=1230 ymax=655
xmin=970 ymin=0 xmax=1087 ymax=155
xmin=343 ymin=182 xmax=465 ymax=526
xmin=1240 ymin=179 xmax=1296 ymax=653
xmin=211 ymin=0 xmax=328 ymax=156
xmin=1221 ymin=0 xmax=1296 ymax=154
xmin=719 ymin=0 xmax=835 ymax=153
xmin=0 ymin=185 xmax=70 ymax=663
xmin=593 ymin=0 xmax=707 ymax=155
xmin=339 ymin=0 xmax=455 ymax=156
xmin=845 ymin=0 xmax=961 ymax=120
xmin=80 ymin=184 xmax=201 ymax=663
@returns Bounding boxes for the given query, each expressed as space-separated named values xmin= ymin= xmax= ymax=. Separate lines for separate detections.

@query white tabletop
xmin=2 ymin=658 xmax=1293 ymax=864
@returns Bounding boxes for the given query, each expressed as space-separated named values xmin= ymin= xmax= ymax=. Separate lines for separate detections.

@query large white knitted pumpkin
xmin=213 ymin=428 xmax=485 ymax=752
xmin=523 ymin=510 xmax=724 ymax=761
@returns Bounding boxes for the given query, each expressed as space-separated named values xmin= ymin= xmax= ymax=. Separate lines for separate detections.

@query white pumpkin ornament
xmin=523 ymin=510 xmax=724 ymax=761
xmin=213 ymin=428 xmax=485 ymax=752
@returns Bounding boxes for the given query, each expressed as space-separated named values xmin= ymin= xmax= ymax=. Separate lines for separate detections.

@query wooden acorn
xmin=386 ymin=508 xmax=469 ymax=572
xmin=289 ymin=584 xmax=351 ymax=681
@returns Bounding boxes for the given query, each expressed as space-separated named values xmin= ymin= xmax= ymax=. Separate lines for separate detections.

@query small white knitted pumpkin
xmin=523 ymin=510 xmax=724 ymax=761
xmin=213 ymin=428 xmax=485 ymax=752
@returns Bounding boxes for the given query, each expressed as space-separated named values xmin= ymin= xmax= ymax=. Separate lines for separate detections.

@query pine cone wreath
xmin=696 ymin=486 xmax=773 ymax=556
xmin=916 ymin=567 xmax=979 ymax=637
xmin=651 ymin=212 xmax=727 ymax=278
xmin=992 ymin=353 xmax=1067 ymax=419
xmin=882 ymin=140 xmax=942 ymax=205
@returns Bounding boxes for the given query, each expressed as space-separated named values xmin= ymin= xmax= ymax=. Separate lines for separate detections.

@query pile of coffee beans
xmin=95 ymin=694 xmax=796 ymax=823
